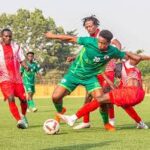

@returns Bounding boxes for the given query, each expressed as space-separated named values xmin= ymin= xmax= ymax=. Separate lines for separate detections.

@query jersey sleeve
xmin=114 ymin=48 xmax=126 ymax=59
xmin=17 ymin=46 xmax=25 ymax=62
xmin=77 ymin=37 xmax=97 ymax=46
xmin=36 ymin=63 xmax=41 ymax=73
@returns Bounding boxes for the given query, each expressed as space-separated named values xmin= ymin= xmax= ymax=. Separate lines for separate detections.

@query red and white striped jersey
xmin=0 ymin=42 xmax=25 ymax=83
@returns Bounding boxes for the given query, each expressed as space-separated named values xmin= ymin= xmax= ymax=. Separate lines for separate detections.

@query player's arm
xmin=45 ymin=32 xmax=77 ymax=43
xmin=20 ymin=60 xmax=30 ymax=71
xmin=125 ymin=51 xmax=150 ymax=65
xmin=101 ymin=73 xmax=116 ymax=90
xmin=111 ymin=38 xmax=122 ymax=50
xmin=66 ymin=55 xmax=76 ymax=62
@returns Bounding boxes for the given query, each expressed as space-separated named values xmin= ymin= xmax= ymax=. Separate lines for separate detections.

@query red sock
xmin=8 ymin=102 xmax=21 ymax=121
xmin=123 ymin=106 xmax=142 ymax=123
xmin=76 ymin=100 xmax=100 ymax=119
xmin=83 ymin=113 xmax=90 ymax=123
xmin=108 ymin=105 xmax=115 ymax=119
xmin=20 ymin=101 xmax=27 ymax=116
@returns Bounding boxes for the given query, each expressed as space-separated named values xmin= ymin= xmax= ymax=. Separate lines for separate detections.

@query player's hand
xmin=66 ymin=56 xmax=76 ymax=62
xmin=25 ymin=66 xmax=30 ymax=72
xmin=45 ymin=32 xmax=54 ymax=38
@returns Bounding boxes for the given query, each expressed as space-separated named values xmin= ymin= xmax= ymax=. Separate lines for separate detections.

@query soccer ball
xmin=43 ymin=119 xmax=60 ymax=135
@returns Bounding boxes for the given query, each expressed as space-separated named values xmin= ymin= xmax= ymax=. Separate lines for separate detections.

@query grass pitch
xmin=0 ymin=96 xmax=150 ymax=150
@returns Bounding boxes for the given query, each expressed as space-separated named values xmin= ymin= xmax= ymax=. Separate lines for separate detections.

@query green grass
xmin=0 ymin=96 xmax=150 ymax=150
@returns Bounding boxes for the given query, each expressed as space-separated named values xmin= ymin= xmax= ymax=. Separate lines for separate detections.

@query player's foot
xmin=104 ymin=123 xmax=116 ymax=131
xmin=109 ymin=118 xmax=115 ymax=126
xmin=22 ymin=116 xmax=29 ymax=128
xmin=17 ymin=120 xmax=27 ymax=129
xmin=73 ymin=122 xmax=91 ymax=130
xmin=55 ymin=107 xmax=66 ymax=123
xmin=137 ymin=121 xmax=149 ymax=129
xmin=31 ymin=107 xmax=38 ymax=112
xmin=27 ymin=108 xmax=31 ymax=112
xmin=57 ymin=114 xmax=76 ymax=126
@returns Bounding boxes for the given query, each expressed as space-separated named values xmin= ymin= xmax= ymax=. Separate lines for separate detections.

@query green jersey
xmin=69 ymin=37 xmax=125 ymax=79
xmin=20 ymin=61 xmax=40 ymax=85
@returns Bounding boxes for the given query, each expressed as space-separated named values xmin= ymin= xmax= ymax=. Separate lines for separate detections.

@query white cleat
xmin=137 ymin=121 xmax=149 ymax=129
xmin=109 ymin=118 xmax=115 ymax=126
xmin=31 ymin=107 xmax=38 ymax=112
xmin=17 ymin=120 xmax=27 ymax=129
xmin=57 ymin=114 xmax=75 ymax=126
xmin=73 ymin=122 xmax=90 ymax=130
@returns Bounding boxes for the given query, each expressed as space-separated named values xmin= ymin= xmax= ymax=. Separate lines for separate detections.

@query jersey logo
xmin=104 ymin=55 xmax=110 ymax=60
xmin=61 ymin=78 xmax=67 ymax=83
xmin=93 ymin=57 xmax=100 ymax=63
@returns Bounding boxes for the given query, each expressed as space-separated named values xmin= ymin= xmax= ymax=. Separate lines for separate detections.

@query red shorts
xmin=109 ymin=86 xmax=145 ymax=107
xmin=0 ymin=81 xmax=26 ymax=101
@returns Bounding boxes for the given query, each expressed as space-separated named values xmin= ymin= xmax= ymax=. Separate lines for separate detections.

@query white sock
xmin=71 ymin=114 xmax=78 ymax=121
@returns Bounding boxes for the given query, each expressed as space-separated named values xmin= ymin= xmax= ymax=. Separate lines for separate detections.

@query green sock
xmin=54 ymin=102 xmax=63 ymax=113
xmin=27 ymin=100 xmax=31 ymax=108
xmin=100 ymin=111 xmax=109 ymax=124
xmin=28 ymin=100 xmax=35 ymax=108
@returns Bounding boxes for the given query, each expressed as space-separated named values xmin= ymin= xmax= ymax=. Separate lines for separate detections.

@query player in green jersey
xmin=20 ymin=52 xmax=41 ymax=112
xmin=45 ymin=29 xmax=137 ymax=123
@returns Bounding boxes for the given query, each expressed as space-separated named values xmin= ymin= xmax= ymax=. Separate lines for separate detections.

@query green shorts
xmin=59 ymin=72 xmax=101 ymax=93
xmin=24 ymin=84 xmax=35 ymax=93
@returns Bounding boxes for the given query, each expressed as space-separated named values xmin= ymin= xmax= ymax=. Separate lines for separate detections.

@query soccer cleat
xmin=109 ymin=118 xmax=115 ymax=126
xmin=73 ymin=122 xmax=91 ymax=130
xmin=17 ymin=120 xmax=27 ymax=129
xmin=55 ymin=107 xmax=66 ymax=123
xmin=27 ymin=108 xmax=31 ymax=113
xmin=104 ymin=123 xmax=116 ymax=131
xmin=137 ymin=121 xmax=149 ymax=129
xmin=31 ymin=107 xmax=38 ymax=112
xmin=57 ymin=114 xmax=75 ymax=127
xmin=22 ymin=116 xmax=29 ymax=128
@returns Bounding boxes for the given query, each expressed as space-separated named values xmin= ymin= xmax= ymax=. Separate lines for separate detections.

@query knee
xmin=52 ymin=93 xmax=60 ymax=103
xmin=8 ymin=96 xmax=15 ymax=103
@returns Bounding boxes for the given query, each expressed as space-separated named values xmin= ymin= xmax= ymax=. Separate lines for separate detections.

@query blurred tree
xmin=0 ymin=9 xmax=78 ymax=78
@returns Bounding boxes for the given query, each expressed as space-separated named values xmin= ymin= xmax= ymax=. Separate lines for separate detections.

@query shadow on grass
xmin=42 ymin=140 xmax=115 ymax=150
xmin=116 ymin=121 xmax=150 ymax=130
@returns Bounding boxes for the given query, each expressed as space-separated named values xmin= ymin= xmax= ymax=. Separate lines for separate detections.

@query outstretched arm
xmin=111 ymin=38 xmax=122 ymax=50
xmin=125 ymin=51 xmax=150 ymax=65
xmin=45 ymin=32 xmax=77 ymax=43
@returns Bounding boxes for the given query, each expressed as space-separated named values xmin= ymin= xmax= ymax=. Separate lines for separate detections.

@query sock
xmin=108 ymin=105 xmax=115 ymax=119
xmin=123 ymin=106 xmax=142 ymax=123
xmin=20 ymin=101 xmax=28 ymax=116
xmin=100 ymin=111 xmax=109 ymax=124
xmin=76 ymin=100 xmax=100 ymax=119
xmin=83 ymin=113 xmax=90 ymax=123
xmin=28 ymin=100 xmax=35 ymax=108
xmin=54 ymin=101 xmax=63 ymax=112
xmin=8 ymin=102 xmax=21 ymax=121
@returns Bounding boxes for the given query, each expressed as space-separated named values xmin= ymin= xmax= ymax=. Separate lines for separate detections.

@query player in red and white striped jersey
xmin=0 ymin=28 xmax=29 ymax=129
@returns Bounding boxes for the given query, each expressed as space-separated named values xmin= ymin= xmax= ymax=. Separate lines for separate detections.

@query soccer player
xmin=20 ymin=51 xmax=41 ymax=112
xmin=0 ymin=28 xmax=29 ymax=129
xmin=58 ymin=53 xmax=149 ymax=129
xmin=68 ymin=15 xmax=121 ymax=130
xmin=45 ymin=29 xmax=141 ymax=129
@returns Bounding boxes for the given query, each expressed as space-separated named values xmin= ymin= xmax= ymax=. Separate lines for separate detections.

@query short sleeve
xmin=17 ymin=46 xmax=25 ymax=62
xmin=77 ymin=37 xmax=97 ymax=46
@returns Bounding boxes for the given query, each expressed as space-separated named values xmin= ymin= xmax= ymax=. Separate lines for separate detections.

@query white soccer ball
xmin=43 ymin=119 xmax=60 ymax=135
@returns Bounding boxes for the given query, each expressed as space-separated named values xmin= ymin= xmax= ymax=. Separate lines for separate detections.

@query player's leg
xmin=15 ymin=83 xmax=28 ymax=128
xmin=73 ymin=91 xmax=92 ymax=129
xmin=0 ymin=82 xmax=21 ymax=121
xmin=53 ymin=73 xmax=78 ymax=122
xmin=122 ymin=106 xmax=148 ymax=129
xmin=58 ymin=89 xmax=111 ymax=127
xmin=108 ymin=104 xmax=115 ymax=126
xmin=24 ymin=84 xmax=37 ymax=112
